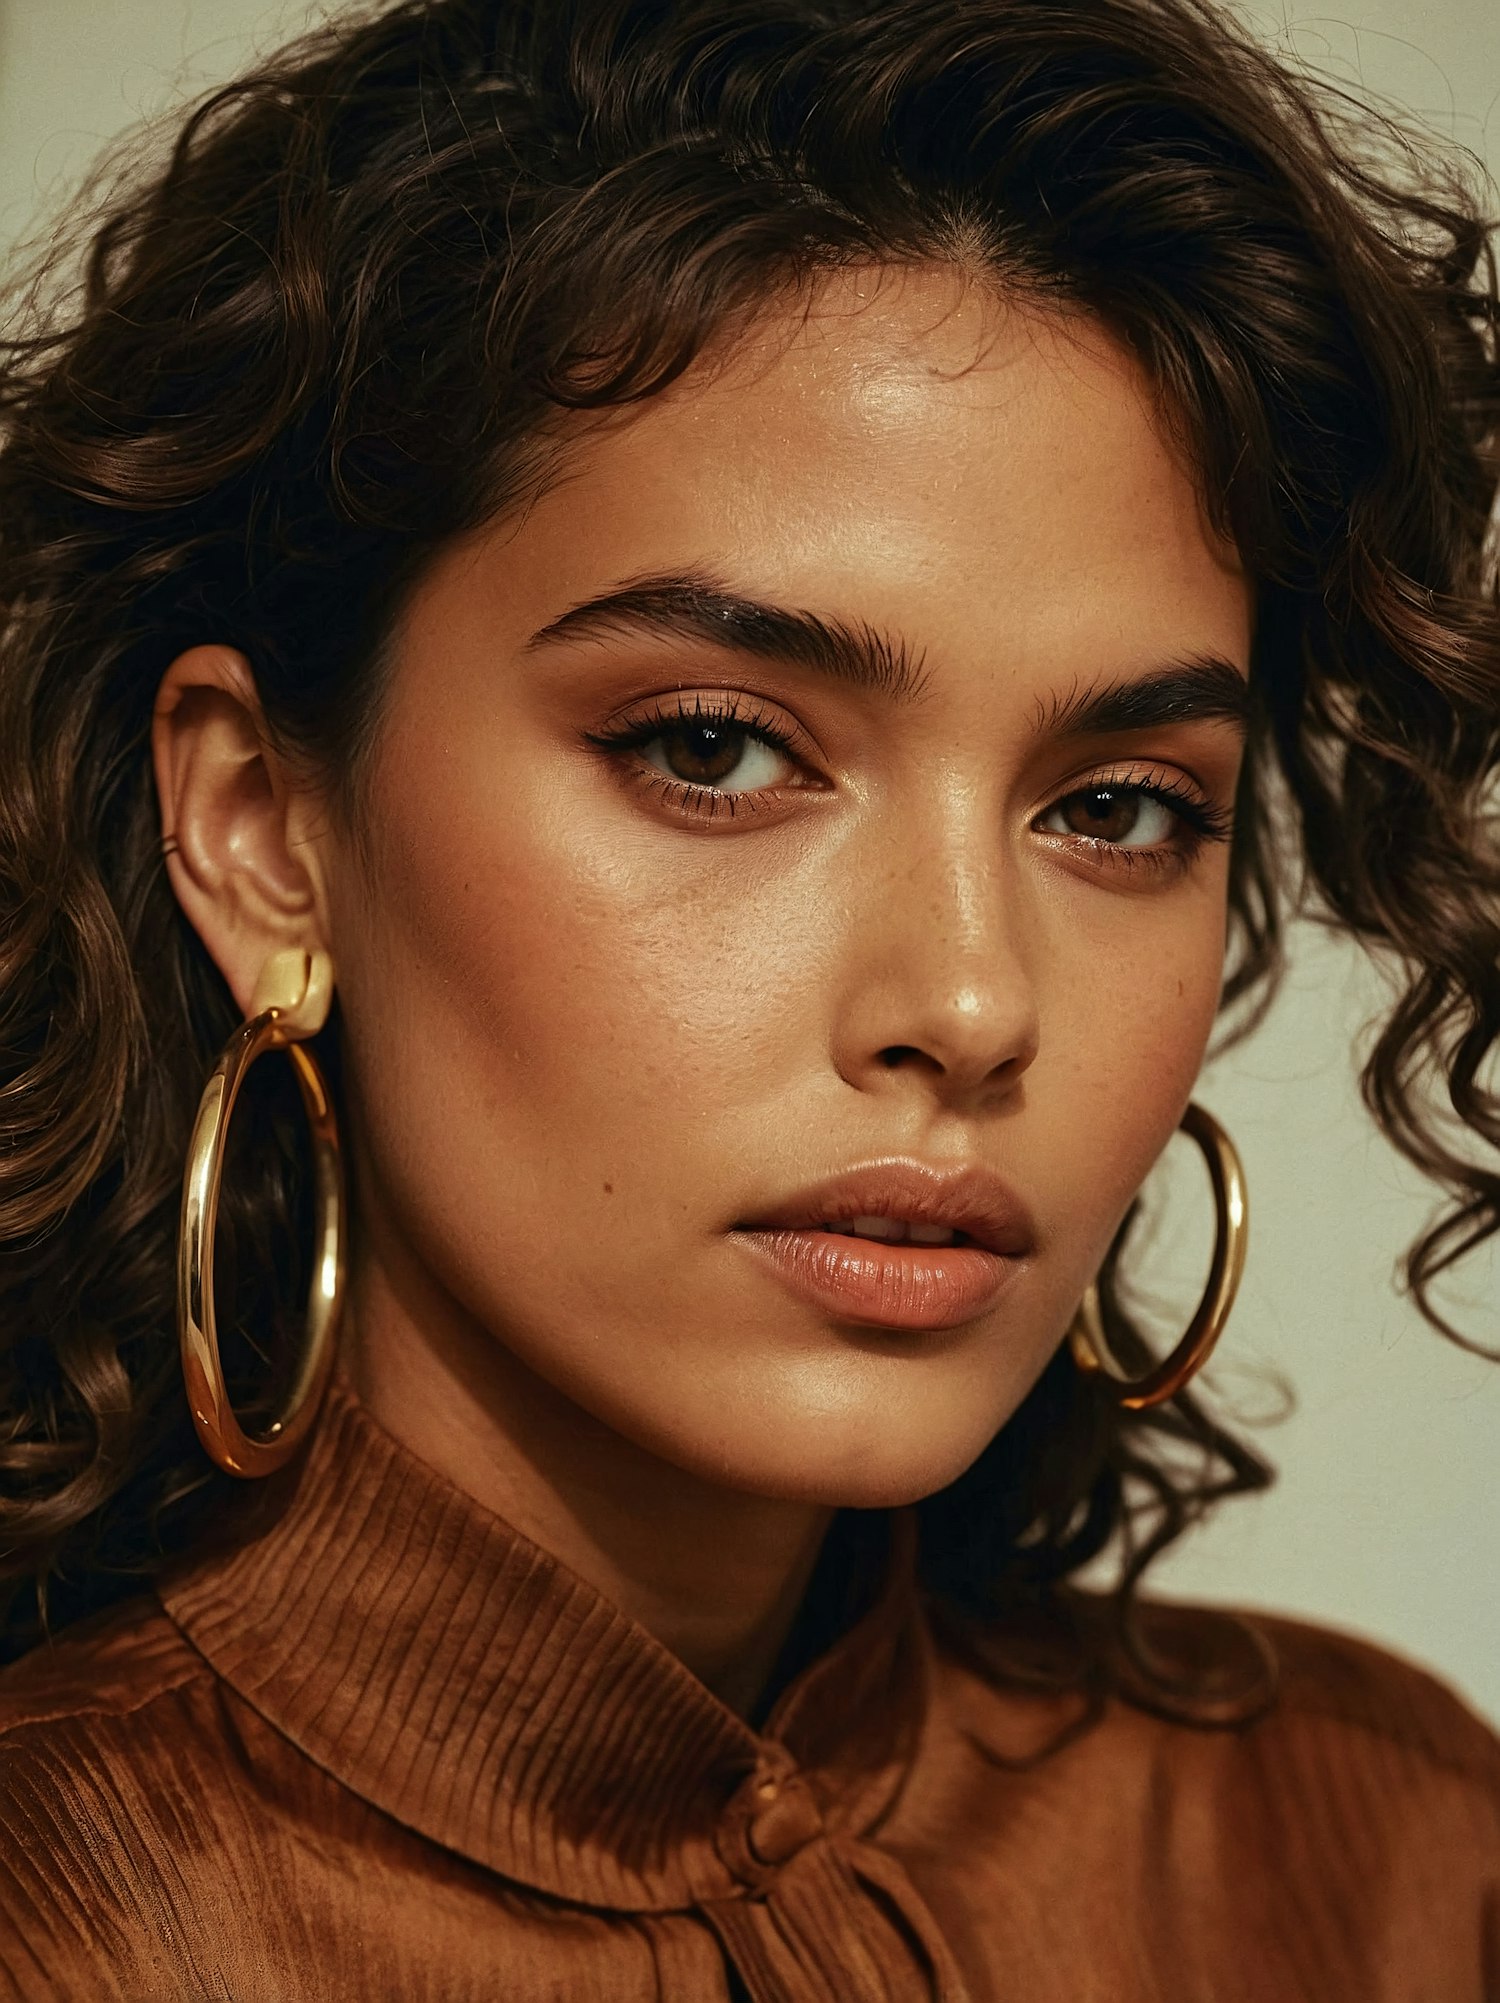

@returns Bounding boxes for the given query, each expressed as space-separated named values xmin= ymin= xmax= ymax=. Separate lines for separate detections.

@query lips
xmin=732 ymin=1158 xmax=1036 ymax=1259
xmin=728 ymin=1158 xmax=1036 ymax=1332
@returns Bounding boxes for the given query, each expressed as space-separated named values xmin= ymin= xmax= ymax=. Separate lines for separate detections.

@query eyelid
xmin=580 ymin=690 xmax=822 ymax=825
xmin=582 ymin=690 xmax=819 ymax=780
xmin=1043 ymin=760 xmax=1225 ymax=814
xmin=1033 ymin=765 xmax=1235 ymax=858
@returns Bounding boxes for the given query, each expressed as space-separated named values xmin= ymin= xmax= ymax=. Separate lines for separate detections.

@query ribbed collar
xmin=155 ymin=1366 xmax=931 ymax=1912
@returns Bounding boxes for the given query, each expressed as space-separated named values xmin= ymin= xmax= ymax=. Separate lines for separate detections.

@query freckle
xmin=603 ymin=1182 xmax=614 ymax=1194
xmin=1177 ymin=980 xmax=1183 ymax=996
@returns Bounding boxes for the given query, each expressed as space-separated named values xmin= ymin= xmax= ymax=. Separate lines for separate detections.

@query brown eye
xmin=641 ymin=718 xmax=794 ymax=794
xmin=1040 ymin=784 xmax=1177 ymax=848
xmin=657 ymin=720 xmax=749 ymax=785
xmin=1063 ymin=787 xmax=1142 ymax=842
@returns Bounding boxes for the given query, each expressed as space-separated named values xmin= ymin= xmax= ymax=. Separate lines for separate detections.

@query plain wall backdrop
xmin=0 ymin=0 xmax=1496 ymax=1722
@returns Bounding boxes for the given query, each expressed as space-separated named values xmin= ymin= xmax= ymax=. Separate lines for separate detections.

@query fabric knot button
xmin=745 ymin=1773 xmax=824 ymax=1865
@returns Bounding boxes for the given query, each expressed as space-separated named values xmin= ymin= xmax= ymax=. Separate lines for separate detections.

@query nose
xmin=828 ymin=808 xmax=1041 ymax=1109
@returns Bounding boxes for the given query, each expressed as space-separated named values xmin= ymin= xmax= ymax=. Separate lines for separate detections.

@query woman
xmin=0 ymin=0 xmax=1496 ymax=1995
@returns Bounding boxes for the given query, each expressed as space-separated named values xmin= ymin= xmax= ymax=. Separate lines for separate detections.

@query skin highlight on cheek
xmin=324 ymin=263 xmax=1250 ymax=1562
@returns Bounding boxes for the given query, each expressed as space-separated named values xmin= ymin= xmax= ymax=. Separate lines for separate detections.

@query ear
xmin=152 ymin=644 xmax=332 ymax=1018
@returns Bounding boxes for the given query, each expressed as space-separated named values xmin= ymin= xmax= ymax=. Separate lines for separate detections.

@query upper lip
xmin=733 ymin=1158 xmax=1036 ymax=1258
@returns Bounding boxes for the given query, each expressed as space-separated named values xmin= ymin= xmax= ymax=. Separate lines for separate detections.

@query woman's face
xmin=322 ymin=263 xmax=1252 ymax=1507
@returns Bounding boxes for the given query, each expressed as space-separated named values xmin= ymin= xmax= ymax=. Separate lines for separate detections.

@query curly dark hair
xmin=1 ymin=0 xmax=1496 ymax=1706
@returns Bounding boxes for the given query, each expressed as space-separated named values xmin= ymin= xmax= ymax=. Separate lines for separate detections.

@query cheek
xmin=1039 ymin=882 xmax=1227 ymax=1267
xmin=327 ymin=726 xmax=810 ymax=1214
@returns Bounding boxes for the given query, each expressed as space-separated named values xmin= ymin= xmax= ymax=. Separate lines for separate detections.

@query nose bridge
xmin=837 ymin=781 xmax=1040 ymax=1092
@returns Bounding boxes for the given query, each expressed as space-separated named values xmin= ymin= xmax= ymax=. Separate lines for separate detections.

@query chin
xmin=659 ymin=1385 xmax=1020 ymax=1512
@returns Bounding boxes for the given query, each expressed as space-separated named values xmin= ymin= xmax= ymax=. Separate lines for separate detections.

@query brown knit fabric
xmin=1 ymin=1366 xmax=1497 ymax=2001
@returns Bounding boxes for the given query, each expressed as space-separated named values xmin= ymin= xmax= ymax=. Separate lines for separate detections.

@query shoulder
xmin=926 ymin=1602 xmax=1500 ymax=1994
xmin=935 ymin=1591 xmax=1500 ymax=1822
xmin=0 ymin=1590 xmax=217 ymax=1814
xmin=1244 ymin=1605 xmax=1500 ymax=1790
xmin=0 ymin=1595 xmax=225 ymax=2000
xmin=1162 ymin=1607 xmax=1500 ymax=1966
xmin=1098 ymin=1591 xmax=1500 ymax=1786
xmin=1123 ymin=1597 xmax=1500 ymax=1812
xmin=0 ymin=1591 xmax=208 ymax=1742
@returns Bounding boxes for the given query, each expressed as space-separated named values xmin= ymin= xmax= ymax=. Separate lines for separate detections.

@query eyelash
xmin=583 ymin=695 xmax=806 ymax=822
xmin=583 ymin=694 xmax=1234 ymax=874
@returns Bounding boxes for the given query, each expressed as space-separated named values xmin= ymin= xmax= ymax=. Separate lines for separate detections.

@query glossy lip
xmin=731 ymin=1157 xmax=1037 ymax=1258
xmin=728 ymin=1158 xmax=1036 ymax=1332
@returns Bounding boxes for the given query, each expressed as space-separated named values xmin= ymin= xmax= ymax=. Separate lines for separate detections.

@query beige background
xmin=0 ymin=0 xmax=1495 ymax=1722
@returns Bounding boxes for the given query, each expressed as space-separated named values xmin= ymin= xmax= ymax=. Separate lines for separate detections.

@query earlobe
xmin=152 ymin=643 xmax=330 ymax=1017
xmin=251 ymin=946 xmax=336 ymax=1036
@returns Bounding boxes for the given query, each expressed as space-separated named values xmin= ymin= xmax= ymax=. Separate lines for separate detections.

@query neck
xmin=346 ymin=1251 xmax=835 ymax=1722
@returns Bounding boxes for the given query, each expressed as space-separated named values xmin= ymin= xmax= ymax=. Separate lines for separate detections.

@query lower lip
xmin=730 ymin=1227 xmax=1023 ymax=1331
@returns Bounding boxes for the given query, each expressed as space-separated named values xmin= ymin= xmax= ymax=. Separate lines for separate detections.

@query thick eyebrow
xmin=522 ymin=569 xmax=931 ymax=702
xmin=523 ymin=566 xmax=1250 ymax=737
xmin=1038 ymin=658 xmax=1252 ymax=740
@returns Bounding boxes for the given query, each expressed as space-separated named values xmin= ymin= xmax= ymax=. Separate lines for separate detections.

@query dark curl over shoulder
xmin=0 ymin=0 xmax=1497 ymax=1696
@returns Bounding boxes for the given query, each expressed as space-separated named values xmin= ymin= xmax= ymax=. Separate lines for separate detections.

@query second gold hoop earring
xmin=1068 ymin=1099 xmax=1248 ymax=1411
xmin=177 ymin=947 xmax=345 ymax=1478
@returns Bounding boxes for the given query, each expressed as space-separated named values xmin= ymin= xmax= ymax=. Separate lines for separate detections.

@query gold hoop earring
xmin=178 ymin=947 xmax=344 ymax=1477
xmin=1068 ymin=1099 xmax=1247 ymax=1411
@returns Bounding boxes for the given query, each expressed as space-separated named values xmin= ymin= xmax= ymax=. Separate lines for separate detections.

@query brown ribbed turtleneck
xmin=1 ymin=1366 xmax=1498 ymax=2001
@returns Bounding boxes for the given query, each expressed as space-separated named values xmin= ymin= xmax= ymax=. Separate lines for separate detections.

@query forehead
xmin=442 ymin=262 xmax=1250 ymax=683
